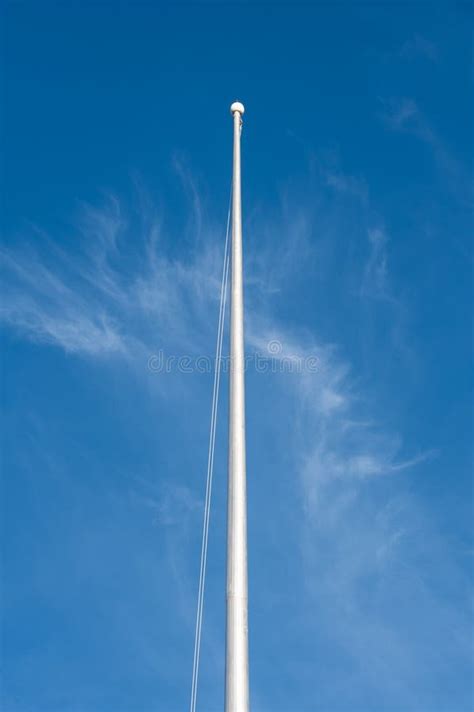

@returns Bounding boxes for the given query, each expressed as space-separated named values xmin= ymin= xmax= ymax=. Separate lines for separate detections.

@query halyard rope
xmin=190 ymin=194 xmax=231 ymax=712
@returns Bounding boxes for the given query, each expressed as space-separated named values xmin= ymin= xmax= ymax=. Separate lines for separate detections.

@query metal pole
xmin=225 ymin=101 xmax=249 ymax=712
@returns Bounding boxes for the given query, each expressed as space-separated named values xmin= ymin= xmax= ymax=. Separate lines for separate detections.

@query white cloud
xmin=1 ymin=247 xmax=127 ymax=355
xmin=1 ymin=174 xmax=434 ymax=517
xmin=380 ymin=97 xmax=431 ymax=138
xmin=380 ymin=97 xmax=473 ymax=206
xmin=325 ymin=171 xmax=369 ymax=202
xmin=4 ymin=167 xmax=464 ymax=708
xmin=400 ymin=34 xmax=438 ymax=63
xmin=134 ymin=479 xmax=202 ymax=527
xmin=0 ymin=193 xmax=226 ymax=360
xmin=360 ymin=226 xmax=391 ymax=300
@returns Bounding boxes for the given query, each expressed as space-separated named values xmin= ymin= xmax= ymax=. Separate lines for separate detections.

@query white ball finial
xmin=230 ymin=101 xmax=245 ymax=115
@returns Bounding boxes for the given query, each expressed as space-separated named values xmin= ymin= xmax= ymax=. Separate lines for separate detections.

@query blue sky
xmin=1 ymin=2 xmax=473 ymax=711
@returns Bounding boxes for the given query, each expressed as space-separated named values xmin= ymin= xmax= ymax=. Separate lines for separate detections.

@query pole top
xmin=230 ymin=101 xmax=245 ymax=116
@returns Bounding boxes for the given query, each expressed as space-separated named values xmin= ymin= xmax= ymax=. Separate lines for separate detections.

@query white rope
xmin=190 ymin=195 xmax=231 ymax=712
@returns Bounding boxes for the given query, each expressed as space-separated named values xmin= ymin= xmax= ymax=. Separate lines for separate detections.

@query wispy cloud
xmin=325 ymin=171 xmax=369 ymax=202
xmin=360 ymin=226 xmax=391 ymax=301
xmin=381 ymin=97 xmax=421 ymax=133
xmin=1 ymin=246 xmax=127 ymax=356
xmin=3 ymin=162 xmax=467 ymax=709
xmin=1 ymin=165 xmax=432 ymax=496
xmin=400 ymin=34 xmax=438 ymax=63
xmin=243 ymin=289 xmax=456 ymax=710
xmin=1 ymin=192 xmax=227 ymax=361
xmin=380 ymin=97 xmax=473 ymax=205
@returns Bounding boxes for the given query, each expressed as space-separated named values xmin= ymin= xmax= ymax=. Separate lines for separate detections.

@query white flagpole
xmin=225 ymin=101 xmax=249 ymax=712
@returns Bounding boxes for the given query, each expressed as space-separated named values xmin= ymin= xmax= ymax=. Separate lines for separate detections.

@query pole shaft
xmin=225 ymin=106 xmax=249 ymax=712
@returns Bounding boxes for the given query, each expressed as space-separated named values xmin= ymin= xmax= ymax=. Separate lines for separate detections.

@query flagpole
xmin=225 ymin=101 xmax=249 ymax=712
